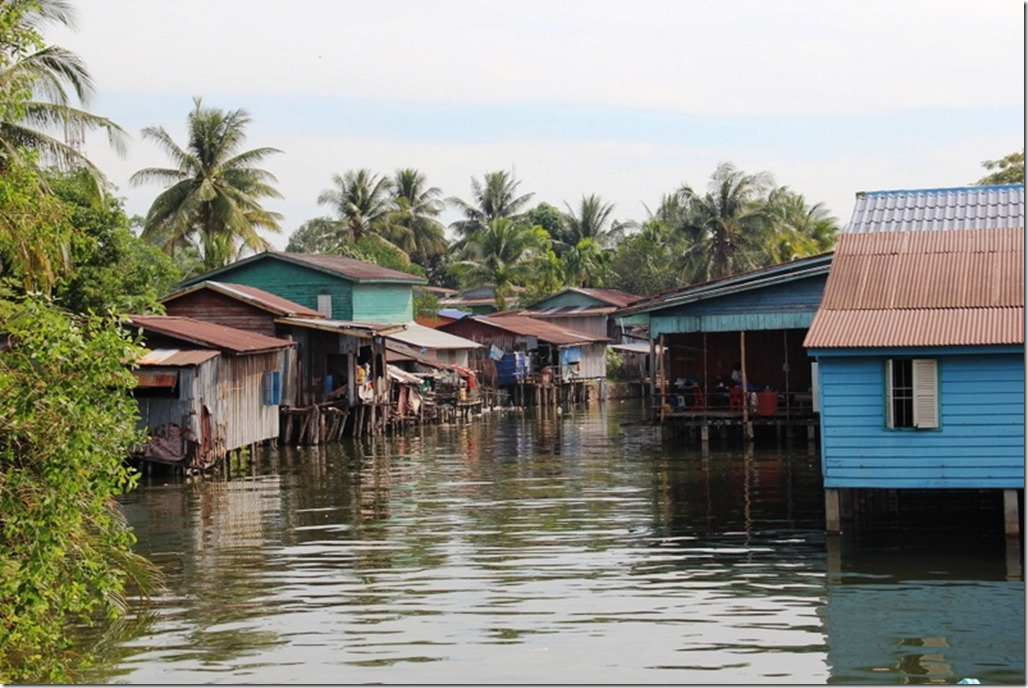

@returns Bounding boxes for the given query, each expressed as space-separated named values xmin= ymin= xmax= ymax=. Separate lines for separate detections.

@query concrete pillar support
xmin=1003 ymin=489 xmax=1020 ymax=538
xmin=825 ymin=488 xmax=842 ymax=535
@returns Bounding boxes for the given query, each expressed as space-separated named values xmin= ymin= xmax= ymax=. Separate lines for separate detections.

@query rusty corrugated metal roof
xmin=806 ymin=308 xmax=1024 ymax=347
xmin=277 ymin=252 xmax=427 ymax=283
xmin=573 ymin=288 xmax=640 ymax=308
xmin=162 ymin=281 xmax=324 ymax=318
xmin=129 ymin=316 xmax=294 ymax=354
xmin=847 ymin=184 xmax=1024 ymax=233
xmin=472 ymin=314 xmax=606 ymax=345
xmin=805 ymin=225 xmax=1025 ymax=348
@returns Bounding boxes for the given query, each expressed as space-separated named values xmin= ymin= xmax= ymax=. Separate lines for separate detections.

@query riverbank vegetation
xmin=0 ymin=1 xmax=166 ymax=682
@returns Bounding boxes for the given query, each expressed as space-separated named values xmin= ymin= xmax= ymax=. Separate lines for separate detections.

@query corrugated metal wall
xmin=218 ymin=352 xmax=281 ymax=450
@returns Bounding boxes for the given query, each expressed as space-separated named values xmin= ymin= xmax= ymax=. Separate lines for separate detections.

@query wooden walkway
xmin=658 ymin=405 xmax=820 ymax=445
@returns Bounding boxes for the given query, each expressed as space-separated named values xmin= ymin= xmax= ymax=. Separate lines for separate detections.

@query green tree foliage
xmin=607 ymin=217 xmax=685 ymax=296
xmin=47 ymin=169 xmax=180 ymax=314
xmin=765 ymin=186 xmax=837 ymax=263
xmin=317 ymin=168 xmax=394 ymax=244
xmin=559 ymin=194 xmax=617 ymax=250
xmin=0 ymin=157 xmax=71 ymax=293
xmin=0 ymin=0 xmax=127 ymax=195
xmin=385 ymin=167 xmax=448 ymax=267
xmin=285 ymin=216 xmax=344 ymax=253
xmin=131 ymin=97 xmax=283 ymax=273
xmin=0 ymin=292 xmax=161 ymax=683
xmin=523 ymin=202 xmax=567 ymax=243
xmin=451 ymin=217 xmax=552 ymax=311
xmin=448 ymin=170 xmax=534 ymax=243
xmin=976 ymin=151 xmax=1025 ymax=185
xmin=676 ymin=162 xmax=775 ymax=282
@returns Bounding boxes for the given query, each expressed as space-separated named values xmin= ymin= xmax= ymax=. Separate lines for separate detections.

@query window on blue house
xmin=886 ymin=358 xmax=939 ymax=429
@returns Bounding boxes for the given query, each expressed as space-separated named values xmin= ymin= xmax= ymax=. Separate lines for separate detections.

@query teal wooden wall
xmin=189 ymin=258 xmax=413 ymax=323
xmin=813 ymin=348 xmax=1025 ymax=489
xmin=352 ymin=283 xmax=413 ymax=323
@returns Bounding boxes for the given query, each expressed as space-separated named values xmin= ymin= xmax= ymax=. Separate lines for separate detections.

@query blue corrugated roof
xmin=847 ymin=184 xmax=1024 ymax=234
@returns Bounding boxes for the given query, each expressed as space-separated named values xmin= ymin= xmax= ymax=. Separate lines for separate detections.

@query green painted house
xmin=179 ymin=252 xmax=427 ymax=324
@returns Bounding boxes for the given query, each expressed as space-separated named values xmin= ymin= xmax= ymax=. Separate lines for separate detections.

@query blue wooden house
xmin=804 ymin=184 xmax=1025 ymax=535
xmin=178 ymin=251 xmax=427 ymax=324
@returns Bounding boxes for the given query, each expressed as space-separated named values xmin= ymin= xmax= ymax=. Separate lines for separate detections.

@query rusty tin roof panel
xmin=130 ymin=316 xmax=294 ymax=354
xmin=473 ymin=314 xmax=606 ymax=345
xmin=805 ymin=308 xmax=1024 ymax=348
xmin=807 ymin=226 xmax=1025 ymax=348
xmin=820 ymin=229 xmax=1024 ymax=310
xmin=281 ymin=253 xmax=427 ymax=283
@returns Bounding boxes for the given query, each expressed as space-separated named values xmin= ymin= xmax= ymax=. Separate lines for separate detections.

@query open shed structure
xmin=615 ymin=252 xmax=833 ymax=442
xmin=129 ymin=316 xmax=294 ymax=471
xmin=805 ymin=184 xmax=1025 ymax=536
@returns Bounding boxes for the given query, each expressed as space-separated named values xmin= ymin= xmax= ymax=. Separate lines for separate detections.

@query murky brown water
xmin=86 ymin=401 xmax=1024 ymax=684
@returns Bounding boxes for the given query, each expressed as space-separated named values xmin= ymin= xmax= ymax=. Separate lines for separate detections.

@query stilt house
xmin=804 ymin=184 xmax=1025 ymax=536
xmin=129 ymin=316 xmax=295 ymax=470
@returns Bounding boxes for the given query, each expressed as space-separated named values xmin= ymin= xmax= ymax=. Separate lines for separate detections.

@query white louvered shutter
xmin=912 ymin=358 xmax=939 ymax=429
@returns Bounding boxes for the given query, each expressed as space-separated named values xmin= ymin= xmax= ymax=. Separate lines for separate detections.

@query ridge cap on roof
xmin=856 ymin=183 xmax=1024 ymax=197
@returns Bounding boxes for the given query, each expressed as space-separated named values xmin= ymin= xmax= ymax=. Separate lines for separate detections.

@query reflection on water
xmin=85 ymin=402 xmax=1024 ymax=684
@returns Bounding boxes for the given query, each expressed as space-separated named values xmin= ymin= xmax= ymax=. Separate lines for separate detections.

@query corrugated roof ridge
xmin=857 ymin=183 xmax=1024 ymax=197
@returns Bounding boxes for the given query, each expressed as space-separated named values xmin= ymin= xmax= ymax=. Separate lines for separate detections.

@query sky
xmin=48 ymin=0 xmax=1025 ymax=250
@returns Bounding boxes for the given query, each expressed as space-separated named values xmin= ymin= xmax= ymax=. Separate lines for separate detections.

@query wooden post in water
xmin=740 ymin=331 xmax=753 ymax=441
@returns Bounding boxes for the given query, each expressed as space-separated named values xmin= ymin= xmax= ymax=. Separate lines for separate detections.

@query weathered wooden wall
xmin=816 ymin=348 xmax=1025 ymax=489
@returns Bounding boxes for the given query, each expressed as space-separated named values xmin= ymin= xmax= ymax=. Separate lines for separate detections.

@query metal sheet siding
xmin=131 ymin=316 xmax=293 ymax=353
xmin=218 ymin=352 xmax=280 ymax=450
xmin=818 ymin=352 xmax=1025 ymax=489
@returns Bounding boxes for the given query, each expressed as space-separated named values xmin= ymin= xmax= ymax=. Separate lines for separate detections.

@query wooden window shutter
xmin=912 ymin=358 xmax=939 ymax=429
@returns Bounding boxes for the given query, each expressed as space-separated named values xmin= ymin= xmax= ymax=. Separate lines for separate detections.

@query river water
xmin=86 ymin=401 xmax=1024 ymax=684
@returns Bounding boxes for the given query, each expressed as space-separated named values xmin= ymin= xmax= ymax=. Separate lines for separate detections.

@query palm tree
xmin=448 ymin=170 xmax=534 ymax=242
xmin=130 ymin=97 xmax=283 ymax=272
xmin=0 ymin=0 xmax=128 ymax=195
xmin=317 ymin=168 xmax=394 ymax=244
xmin=385 ymin=168 xmax=448 ymax=266
xmin=451 ymin=217 xmax=550 ymax=311
xmin=563 ymin=237 xmax=612 ymax=288
xmin=677 ymin=162 xmax=774 ymax=282
xmin=765 ymin=187 xmax=838 ymax=263
xmin=559 ymin=194 xmax=616 ymax=251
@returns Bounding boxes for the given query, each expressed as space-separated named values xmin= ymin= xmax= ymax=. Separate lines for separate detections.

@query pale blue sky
xmin=51 ymin=0 xmax=1024 ymax=248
